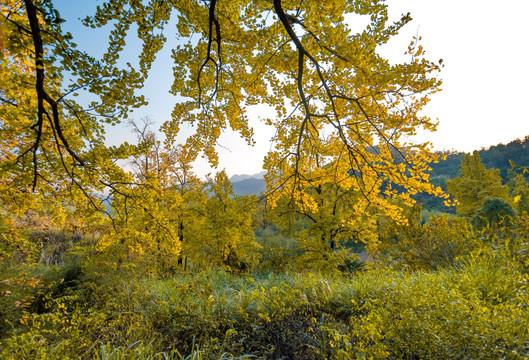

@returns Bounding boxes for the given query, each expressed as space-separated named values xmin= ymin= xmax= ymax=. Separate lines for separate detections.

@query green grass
xmin=1 ymin=254 xmax=528 ymax=359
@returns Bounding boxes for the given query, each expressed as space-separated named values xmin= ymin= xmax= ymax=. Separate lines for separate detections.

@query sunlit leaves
xmin=1 ymin=0 xmax=446 ymax=263
xmin=141 ymin=1 xmax=441 ymax=233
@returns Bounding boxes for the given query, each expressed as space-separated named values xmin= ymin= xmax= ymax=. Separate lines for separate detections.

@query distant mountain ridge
xmin=230 ymin=171 xmax=265 ymax=183
xmin=230 ymin=171 xmax=266 ymax=196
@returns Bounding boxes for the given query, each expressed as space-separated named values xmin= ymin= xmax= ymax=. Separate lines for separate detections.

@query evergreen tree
xmin=508 ymin=172 xmax=529 ymax=215
xmin=446 ymin=151 xmax=509 ymax=216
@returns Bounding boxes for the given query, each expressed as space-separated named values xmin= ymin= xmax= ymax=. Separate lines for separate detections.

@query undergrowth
xmin=1 ymin=254 xmax=528 ymax=359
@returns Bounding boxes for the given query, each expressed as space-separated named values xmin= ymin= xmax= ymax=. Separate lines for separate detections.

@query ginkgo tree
xmin=509 ymin=173 xmax=529 ymax=215
xmin=85 ymin=0 xmax=445 ymax=241
xmin=0 ymin=0 xmax=148 ymax=258
xmin=186 ymin=171 xmax=261 ymax=271
xmin=2 ymin=0 xmax=446 ymax=262
xmin=0 ymin=0 xmax=145 ymax=189
xmin=0 ymin=0 xmax=176 ymax=263
xmin=96 ymin=118 xmax=203 ymax=271
xmin=271 ymin=175 xmax=378 ymax=269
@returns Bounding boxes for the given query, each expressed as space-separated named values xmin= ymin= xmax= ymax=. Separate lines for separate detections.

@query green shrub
xmin=351 ymin=262 xmax=529 ymax=359
xmin=337 ymin=254 xmax=366 ymax=275
xmin=380 ymin=215 xmax=480 ymax=270
xmin=254 ymin=228 xmax=300 ymax=273
xmin=471 ymin=197 xmax=516 ymax=231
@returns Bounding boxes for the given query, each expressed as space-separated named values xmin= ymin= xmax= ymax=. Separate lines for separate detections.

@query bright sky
xmin=55 ymin=0 xmax=529 ymax=178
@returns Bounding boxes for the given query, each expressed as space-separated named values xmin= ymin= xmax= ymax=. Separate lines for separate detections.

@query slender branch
xmin=197 ymin=0 xmax=222 ymax=106
xmin=0 ymin=96 xmax=18 ymax=107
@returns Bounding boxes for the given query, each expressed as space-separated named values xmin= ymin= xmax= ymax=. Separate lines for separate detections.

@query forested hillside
xmin=430 ymin=136 xmax=529 ymax=179
xmin=415 ymin=136 xmax=529 ymax=214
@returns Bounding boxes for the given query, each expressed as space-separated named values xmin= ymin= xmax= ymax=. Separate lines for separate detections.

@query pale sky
xmin=56 ymin=0 xmax=529 ymax=178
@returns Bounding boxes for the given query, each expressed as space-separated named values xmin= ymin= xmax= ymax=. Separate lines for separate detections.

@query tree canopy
xmin=1 ymin=0 xmax=445 ymax=253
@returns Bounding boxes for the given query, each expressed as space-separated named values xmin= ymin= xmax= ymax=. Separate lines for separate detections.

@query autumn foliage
xmin=1 ymin=1 xmax=529 ymax=359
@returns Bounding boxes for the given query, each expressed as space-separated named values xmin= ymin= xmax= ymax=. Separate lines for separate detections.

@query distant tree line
xmin=414 ymin=136 xmax=529 ymax=214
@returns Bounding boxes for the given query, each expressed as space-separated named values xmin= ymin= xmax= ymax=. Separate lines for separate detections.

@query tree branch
xmin=22 ymin=0 xmax=84 ymax=191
